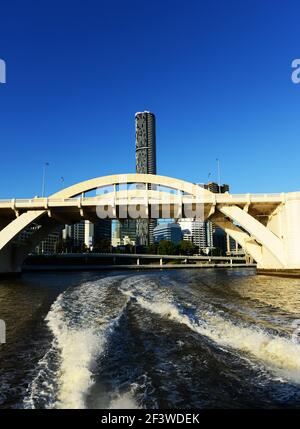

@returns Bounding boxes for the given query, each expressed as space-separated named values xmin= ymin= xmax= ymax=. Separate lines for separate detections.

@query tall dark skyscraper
xmin=135 ymin=111 xmax=157 ymax=175
xmin=135 ymin=111 xmax=157 ymax=245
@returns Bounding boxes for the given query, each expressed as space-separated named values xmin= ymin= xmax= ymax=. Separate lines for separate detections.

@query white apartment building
xmin=178 ymin=219 xmax=207 ymax=250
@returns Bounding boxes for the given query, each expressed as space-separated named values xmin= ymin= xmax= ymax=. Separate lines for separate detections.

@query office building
xmin=112 ymin=220 xmax=121 ymax=247
xmin=178 ymin=219 xmax=207 ymax=250
xmin=94 ymin=220 xmax=111 ymax=244
xmin=63 ymin=221 xmax=85 ymax=250
xmin=203 ymin=182 xmax=229 ymax=194
xmin=84 ymin=220 xmax=112 ymax=250
xmin=35 ymin=228 xmax=62 ymax=254
xmin=120 ymin=219 xmax=136 ymax=242
xmin=153 ymin=222 xmax=182 ymax=245
xmin=115 ymin=219 xmax=137 ymax=247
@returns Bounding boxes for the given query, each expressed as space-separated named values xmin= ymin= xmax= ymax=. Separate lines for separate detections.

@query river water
xmin=0 ymin=268 xmax=300 ymax=409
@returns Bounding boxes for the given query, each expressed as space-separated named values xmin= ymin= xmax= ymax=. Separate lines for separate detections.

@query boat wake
xmin=24 ymin=276 xmax=129 ymax=409
xmin=23 ymin=272 xmax=300 ymax=409
xmin=119 ymin=275 xmax=300 ymax=385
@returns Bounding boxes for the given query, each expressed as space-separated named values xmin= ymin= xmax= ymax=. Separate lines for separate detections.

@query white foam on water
xmin=25 ymin=276 xmax=129 ymax=409
xmin=109 ymin=389 xmax=141 ymax=409
xmin=23 ymin=344 xmax=58 ymax=409
xmin=46 ymin=299 xmax=105 ymax=409
xmin=120 ymin=285 xmax=300 ymax=385
xmin=25 ymin=273 xmax=300 ymax=409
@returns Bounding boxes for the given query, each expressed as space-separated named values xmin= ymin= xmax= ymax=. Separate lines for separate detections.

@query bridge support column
xmin=0 ymin=218 xmax=62 ymax=277
xmin=0 ymin=245 xmax=23 ymax=276
xmin=257 ymin=194 xmax=300 ymax=276
xmin=282 ymin=196 xmax=300 ymax=268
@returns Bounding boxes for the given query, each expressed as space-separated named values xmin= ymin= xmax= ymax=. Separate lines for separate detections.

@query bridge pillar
xmin=0 ymin=219 xmax=62 ymax=277
xmin=283 ymin=195 xmax=300 ymax=268
xmin=257 ymin=193 xmax=300 ymax=276
xmin=0 ymin=244 xmax=23 ymax=276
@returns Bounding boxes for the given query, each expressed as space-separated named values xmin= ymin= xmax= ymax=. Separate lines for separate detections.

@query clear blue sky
xmin=0 ymin=0 xmax=300 ymax=198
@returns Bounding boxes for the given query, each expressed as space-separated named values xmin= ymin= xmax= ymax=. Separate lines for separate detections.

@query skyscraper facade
xmin=135 ymin=111 xmax=157 ymax=245
xmin=84 ymin=220 xmax=112 ymax=250
xmin=35 ymin=228 xmax=62 ymax=254
xmin=135 ymin=111 xmax=157 ymax=175
xmin=153 ymin=222 xmax=182 ymax=245
xmin=178 ymin=219 xmax=207 ymax=251
xmin=119 ymin=219 xmax=136 ymax=243
xmin=94 ymin=220 xmax=112 ymax=245
xmin=63 ymin=221 xmax=85 ymax=250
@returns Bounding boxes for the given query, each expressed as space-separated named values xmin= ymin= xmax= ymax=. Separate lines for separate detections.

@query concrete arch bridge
xmin=0 ymin=173 xmax=299 ymax=275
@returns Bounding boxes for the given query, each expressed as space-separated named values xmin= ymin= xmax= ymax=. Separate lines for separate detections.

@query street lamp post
xmin=216 ymin=158 xmax=221 ymax=193
xmin=41 ymin=162 xmax=49 ymax=197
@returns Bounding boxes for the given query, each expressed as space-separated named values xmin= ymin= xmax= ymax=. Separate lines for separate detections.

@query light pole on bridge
xmin=216 ymin=158 xmax=221 ymax=193
xmin=41 ymin=162 xmax=49 ymax=197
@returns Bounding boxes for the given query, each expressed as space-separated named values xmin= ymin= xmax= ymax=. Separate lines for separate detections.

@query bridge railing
xmin=0 ymin=192 xmax=291 ymax=207
xmin=215 ymin=193 xmax=283 ymax=203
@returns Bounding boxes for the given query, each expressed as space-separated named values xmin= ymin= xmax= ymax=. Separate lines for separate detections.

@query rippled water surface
xmin=0 ymin=268 xmax=300 ymax=409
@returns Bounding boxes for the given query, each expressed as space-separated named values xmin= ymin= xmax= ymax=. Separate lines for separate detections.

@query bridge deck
xmin=0 ymin=192 xmax=290 ymax=222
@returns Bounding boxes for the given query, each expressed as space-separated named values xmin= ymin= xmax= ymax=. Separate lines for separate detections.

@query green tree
xmin=158 ymin=240 xmax=177 ymax=255
xmin=177 ymin=240 xmax=197 ymax=255
xmin=148 ymin=243 xmax=158 ymax=254
xmin=93 ymin=238 xmax=111 ymax=253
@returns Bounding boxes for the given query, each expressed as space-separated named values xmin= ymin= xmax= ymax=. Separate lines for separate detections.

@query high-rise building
xmin=38 ymin=231 xmax=62 ymax=254
xmin=84 ymin=221 xmax=94 ymax=249
xmin=94 ymin=220 xmax=112 ymax=245
xmin=178 ymin=219 xmax=207 ymax=251
xmin=34 ymin=226 xmax=62 ymax=254
xmin=135 ymin=111 xmax=156 ymax=175
xmin=63 ymin=221 xmax=85 ymax=250
xmin=203 ymin=182 xmax=230 ymax=194
xmin=153 ymin=222 xmax=182 ymax=245
xmin=135 ymin=111 xmax=157 ymax=246
xmin=84 ymin=220 xmax=112 ymax=250
xmin=116 ymin=218 xmax=137 ymax=247
xmin=112 ymin=220 xmax=121 ymax=247
xmin=120 ymin=219 xmax=136 ymax=243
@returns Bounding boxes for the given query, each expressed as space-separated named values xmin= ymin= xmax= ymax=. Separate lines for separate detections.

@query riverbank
xmin=23 ymin=263 xmax=256 ymax=271
xmin=22 ymin=253 xmax=255 ymax=272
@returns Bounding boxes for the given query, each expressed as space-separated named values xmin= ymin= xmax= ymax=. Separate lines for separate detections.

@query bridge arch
xmin=0 ymin=173 xmax=292 ymax=273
